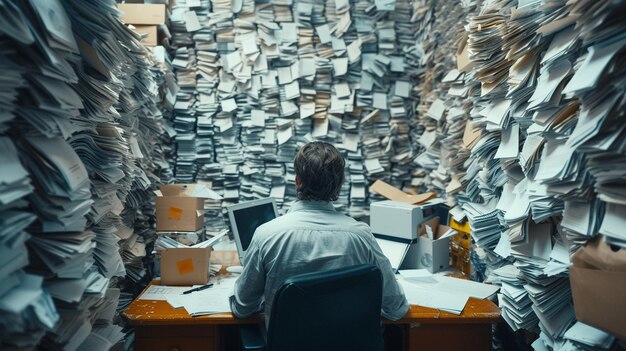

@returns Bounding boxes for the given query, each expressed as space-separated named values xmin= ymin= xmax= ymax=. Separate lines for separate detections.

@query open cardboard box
xmin=415 ymin=217 xmax=456 ymax=273
xmin=160 ymin=247 xmax=211 ymax=285
xmin=570 ymin=236 xmax=626 ymax=340
xmin=155 ymin=183 xmax=221 ymax=232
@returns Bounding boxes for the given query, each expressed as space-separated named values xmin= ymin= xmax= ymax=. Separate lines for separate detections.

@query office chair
xmin=240 ymin=264 xmax=384 ymax=351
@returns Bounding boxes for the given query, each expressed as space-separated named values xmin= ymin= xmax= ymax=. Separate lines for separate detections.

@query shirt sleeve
xmin=230 ymin=238 xmax=266 ymax=318
xmin=361 ymin=227 xmax=410 ymax=320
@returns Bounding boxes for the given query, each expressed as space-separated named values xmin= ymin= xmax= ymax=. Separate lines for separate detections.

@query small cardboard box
xmin=155 ymin=184 xmax=211 ymax=232
xmin=416 ymin=217 xmax=455 ymax=273
xmin=160 ymin=248 xmax=211 ymax=285
xmin=132 ymin=25 xmax=158 ymax=46
xmin=117 ymin=3 xmax=166 ymax=25
xmin=570 ymin=236 xmax=626 ymax=340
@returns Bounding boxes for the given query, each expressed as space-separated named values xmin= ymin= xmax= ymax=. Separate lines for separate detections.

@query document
xmin=166 ymin=276 xmax=237 ymax=316
xmin=139 ymin=285 xmax=193 ymax=301
xmin=398 ymin=278 xmax=469 ymax=315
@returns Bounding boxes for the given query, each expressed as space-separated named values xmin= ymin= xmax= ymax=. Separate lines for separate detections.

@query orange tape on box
xmin=176 ymin=258 xmax=194 ymax=275
xmin=168 ymin=206 xmax=183 ymax=220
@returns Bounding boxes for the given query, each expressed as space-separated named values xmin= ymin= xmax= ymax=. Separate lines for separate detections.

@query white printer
xmin=370 ymin=200 xmax=430 ymax=240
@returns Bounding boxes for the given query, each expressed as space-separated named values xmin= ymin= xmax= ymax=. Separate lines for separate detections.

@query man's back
xmin=230 ymin=200 xmax=409 ymax=324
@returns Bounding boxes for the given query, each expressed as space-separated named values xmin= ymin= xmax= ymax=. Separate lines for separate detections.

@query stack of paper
xmin=0 ymin=137 xmax=57 ymax=348
xmin=157 ymin=0 xmax=434 ymax=223
xmin=398 ymin=269 xmax=499 ymax=315
xmin=166 ymin=275 xmax=237 ymax=316
xmin=556 ymin=321 xmax=615 ymax=351
xmin=19 ymin=136 xmax=92 ymax=232
xmin=0 ymin=43 xmax=25 ymax=133
xmin=461 ymin=201 xmax=502 ymax=250
xmin=498 ymin=280 xmax=539 ymax=332
xmin=76 ymin=324 xmax=125 ymax=351
xmin=0 ymin=274 xmax=59 ymax=349
xmin=0 ymin=0 xmax=177 ymax=349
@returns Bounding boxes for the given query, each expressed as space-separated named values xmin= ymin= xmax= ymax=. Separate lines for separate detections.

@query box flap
xmin=190 ymin=185 xmax=223 ymax=200
xmin=418 ymin=217 xmax=440 ymax=238
xmin=436 ymin=225 xmax=457 ymax=240
xmin=159 ymin=183 xmax=222 ymax=200
xmin=160 ymin=184 xmax=194 ymax=196
xmin=572 ymin=236 xmax=626 ymax=272
xmin=370 ymin=179 xmax=436 ymax=205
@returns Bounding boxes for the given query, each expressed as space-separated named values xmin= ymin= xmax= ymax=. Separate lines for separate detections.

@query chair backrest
xmin=266 ymin=264 xmax=384 ymax=351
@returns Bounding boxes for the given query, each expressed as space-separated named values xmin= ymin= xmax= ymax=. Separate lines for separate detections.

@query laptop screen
xmin=229 ymin=200 xmax=278 ymax=266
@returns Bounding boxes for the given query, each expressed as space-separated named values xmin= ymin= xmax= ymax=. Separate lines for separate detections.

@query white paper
xmin=139 ymin=285 xmax=192 ymax=301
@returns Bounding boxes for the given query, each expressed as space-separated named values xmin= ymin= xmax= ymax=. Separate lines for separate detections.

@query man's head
xmin=294 ymin=142 xmax=345 ymax=202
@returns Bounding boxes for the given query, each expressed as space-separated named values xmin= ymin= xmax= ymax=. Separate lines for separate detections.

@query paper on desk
xmin=139 ymin=285 xmax=192 ymax=301
xmin=398 ymin=278 xmax=468 ymax=315
xmin=403 ymin=273 xmax=499 ymax=300
xmin=167 ymin=276 xmax=238 ymax=316
xmin=398 ymin=269 xmax=437 ymax=283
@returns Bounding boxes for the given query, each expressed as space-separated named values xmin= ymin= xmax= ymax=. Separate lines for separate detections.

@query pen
xmin=182 ymin=283 xmax=214 ymax=294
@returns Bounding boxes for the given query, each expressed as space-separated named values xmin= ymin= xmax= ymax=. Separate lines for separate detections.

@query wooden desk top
xmin=125 ymin=250 xmax=499 ymax=325
xmin=124 ymin=278 xmax=500 ymax=326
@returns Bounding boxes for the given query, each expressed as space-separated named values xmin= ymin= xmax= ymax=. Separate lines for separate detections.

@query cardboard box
xmin=415 ymin=217 xmax=455 ymax=273
xmin=133 ymin=25 xmax=158 ymax=46
xmin=160 ymin=248 xmax=211 ymax=285
xmin=120 ymin=0 xmax=173 ymax=10
xmin=155 ymin=184 xmax=211 ymax=232
xmin=570 ymin=236 xmax=626 ymax=340
xmin=117 ymin=3 xmax=166 ymax=25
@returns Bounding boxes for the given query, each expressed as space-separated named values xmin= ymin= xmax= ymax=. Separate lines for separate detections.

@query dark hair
xmin=294 ymin=142 xmax=345 ymax=202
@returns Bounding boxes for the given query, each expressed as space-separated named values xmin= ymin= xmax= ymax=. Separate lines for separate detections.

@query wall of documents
xmin=407 ymin=0 xmax=625 ymax=349
xmin=167 ymin=0 xmax=422 ymax=229
xmin=0 ymin=0 xmax=172 ymax=349
xmin=164 ymin=0 xmax=626 ymax=348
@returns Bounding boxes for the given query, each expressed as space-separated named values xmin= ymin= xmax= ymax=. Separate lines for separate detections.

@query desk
xmin=125 ymin=250 xmax=500 ymax=350
xmin=124 ymin=280 xmax=500 ymax=351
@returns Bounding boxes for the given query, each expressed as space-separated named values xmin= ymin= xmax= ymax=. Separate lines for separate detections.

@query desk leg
xmin=407 ymin=323 xmax=492 ymax=351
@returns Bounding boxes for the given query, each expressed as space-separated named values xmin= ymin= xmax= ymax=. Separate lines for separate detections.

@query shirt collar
xmin=289 ymin=200 xmax=336 ymax=213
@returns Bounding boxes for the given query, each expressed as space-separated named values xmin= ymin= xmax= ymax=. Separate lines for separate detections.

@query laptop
xmin=373 ymin=234 xmax=413 ymax=273
xmin=227 ymin=198 xmax=278 ymax=266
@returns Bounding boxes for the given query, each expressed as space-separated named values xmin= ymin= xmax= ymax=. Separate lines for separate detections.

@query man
xmin=230 ymin=141 xmax=409 ymax=324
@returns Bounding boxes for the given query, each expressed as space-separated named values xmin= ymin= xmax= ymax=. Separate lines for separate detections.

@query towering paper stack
xmin=0 ymin=0 xmax=172 ymax=348
xmin=166 ymin=0 xmax=425 ymax=218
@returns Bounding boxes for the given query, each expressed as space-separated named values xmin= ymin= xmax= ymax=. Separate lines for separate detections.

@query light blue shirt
xmin=230 ymin=200 xmax=409 ymax=324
